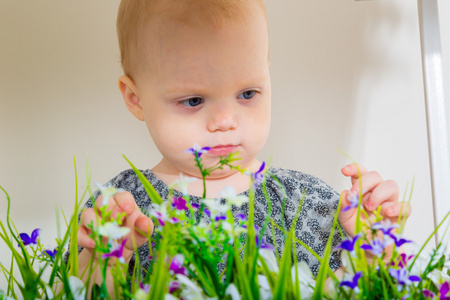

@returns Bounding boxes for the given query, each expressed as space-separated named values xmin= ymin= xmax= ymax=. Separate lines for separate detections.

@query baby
xmin=75 ymin=0 xmax=410 ymax=293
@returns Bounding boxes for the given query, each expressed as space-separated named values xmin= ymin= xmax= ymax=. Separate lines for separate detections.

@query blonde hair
xmin=117 ymin=0 xmax=267 ymax=80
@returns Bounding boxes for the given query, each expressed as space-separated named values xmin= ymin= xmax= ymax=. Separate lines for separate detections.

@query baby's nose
xmin=207 ymin=104 xmax=237 ymax=132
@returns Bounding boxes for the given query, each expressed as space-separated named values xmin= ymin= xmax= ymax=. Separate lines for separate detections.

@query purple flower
xmin=43 ymin=248 xmax=58 ymax=260
xmin=342 ymin=190 xmax=359 ymax=212
xmin=150 ymin=211 xmax=166 ymax=227
xmin=102 ymin=239 xmax=127 ymax=264
xmin=139 ymin=282 xmax=150 ymax=293
xmin=256 ymin=235 xmax=274 ymax=251
xmin=237 ymin=214 xmax=247 ymax=221
xmin=388 ymin=268 xmax=420 ymax=286
xmin=18 ymin=228 xmax=40 ymax=246
xmin=423 ymin=289 xmax=434 ymax=298
xmin=335 ymin=234 xmax=361 ymax=255
xmin=372 ymin=219 xmax=399 ymax=235
xmin=390 ymin=253 xmax=414 ymax=268
xmin=185 ymin=143 xmax=211 ymax=158
xmin=340 ymin=271 xmax=362 ymax=290
xmin=172 ymin=196 xmax=188 ymax=211
xmin=169 ymin=281 xmax=181 ymax=293
xmin=169 ymin=254 xmax=188 ymax=276
xmin=440 ymin=282 xmax=450 ymax=300
xmin=191 ymin=203 xmax=200 ymax=209
xmin=204 ymin=208 xmax=211 ymax=217
xmin=360 ymin=238 xmax=392 ymax=257
xmin=215 ymin=215 xmax=227 ymax=221
xmin=388 ymin=233 xmax=412 ymax=247
xmin=169 ymin=217 xmax=180 ymax=224
xmin=251 ymin=162 xmax=265 ymax=188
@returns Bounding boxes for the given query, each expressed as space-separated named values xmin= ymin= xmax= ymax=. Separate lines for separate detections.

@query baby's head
xmin=117 ymin=0 xmax=271 ymax=179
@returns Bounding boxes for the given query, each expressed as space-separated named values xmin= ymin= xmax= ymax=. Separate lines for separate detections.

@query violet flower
xmin=169 ymin=254 xmax=188 ymax=276
xmin=185 ymin=143 xmax=211 ymax=158
xmin=335 ymin=234 xmax=361 ymax=256
xmin=388 ymin=268 xmax=420 ymax=286
xmin=372 ymin=219 xmax=399 ymax=235
xmin=139 ymin=283 xmax=150 ymax=294
xmin=423 ymin=289 xmax=434 ymax=299
xmin=340 ymin=271 xmax=362 ymax=290
xmin=169 ymin=281 xmax=181 ymax=294
xmin=191 ymin=203 xmax=200 ymax=210
xmin=150 ymin=211 xmax=166 ymax=227
xmin=389 ymin=233 xmax=413 ymax=247
xmin=342 ymin=190 xmax=359 ymax=212
xmin=390 ymin=253 xmax=414 ymax=268
xmin=440 ymin=282 xmax=450 ymax=300
xmin=44 ymin=248 xmax=58 ymax=260
xmin=251 ymin=161 xmax=265 ymax=188
xmin=215 ymin=215 xmax=227 ymax=221
xmin=102 ymin=239 xmax=127 ymax=264
xmin=18 ymin=228 xmax=40 ymax=246
xmin=256 ymin=235 xmax=275 ymax=251
xmin=360 ymin=238 xmax=392 ymax=257
xmin=172 ymin=196 xmax=188 ymax=211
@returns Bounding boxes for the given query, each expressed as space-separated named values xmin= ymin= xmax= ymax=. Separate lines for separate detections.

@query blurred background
xmin=0 ymin=0 xmax=449 ymax=290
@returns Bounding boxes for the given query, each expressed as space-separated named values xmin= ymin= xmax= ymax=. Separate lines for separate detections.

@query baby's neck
xmin=151 ymin=159 xmax=262 ymax=198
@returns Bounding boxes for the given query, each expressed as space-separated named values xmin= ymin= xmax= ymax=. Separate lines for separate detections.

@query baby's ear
xmin=118 ymin=76 xmax=145 ymax=121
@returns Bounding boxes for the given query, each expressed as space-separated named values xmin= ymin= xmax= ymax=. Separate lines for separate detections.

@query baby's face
xmin=132 ymin=5 xmax=270 ymax=179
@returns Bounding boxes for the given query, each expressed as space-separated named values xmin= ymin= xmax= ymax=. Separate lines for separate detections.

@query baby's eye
xmin=238 ymin=90 xmax=257 ymax=100
xmin=179 ymin=97 xmax=204 ymax=107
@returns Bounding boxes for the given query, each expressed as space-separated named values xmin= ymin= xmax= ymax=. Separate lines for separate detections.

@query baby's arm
xmin=77 ymin=191 xmax=153 ymax=296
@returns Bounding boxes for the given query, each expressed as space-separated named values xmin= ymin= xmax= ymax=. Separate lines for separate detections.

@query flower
xmin=258 ymin=248 xmax=279 ymax=273
xmin=169 ymin=254 xmax=188 ymax=276
xmin=360 ymin=238 xmax=392 ymax=257
xmin=423 ymin=289 xmax=435 ymax=298
xmin=439 ymin=282 xmax=450 ymax=300
xmin=225 ymin=283 xmax=241 ymax=300
xmin=98 ymin=222 xmax=130 ymax=240
xmin=335 ymin=234 xmax=361 ymax=256
xmin=256 ymin=236 xmax=274 ymax=251
xmin=390 ymin=253 xmax=414 ymax=268
xmin=18 ymin=228 xmax=40 ymax=246
xmin=170 ymin=173 xmax=198 ymax=195
xmin=219 ymin=186 xmax=249 ymax=207
xmin=389 ymin=233 xmax=413 ymax=247
xmin=67 ymin=276 xmax=87 ymax=300
xmin=169 ymin=281 xmax=181 ymax=293
xmin=372 ymin=219 xmax=399 ymax=235
xmin=172 ymin=196 xmax=189 ymax=211
xmin=101 ymin=239 xmax=127 ymax=263
xmin=43 ymin=248 xmax=58 ymax=260
xmin=388 ymin=268 xmax=420 ymax=286
xmin=184 ymin=143 xmax=211 ymax=158
xmin=250 ymin=161 xmax=265 ymax=188
xmin=291 ymin=261 xmax=315 ymax=298
xmin=342 ymin=190 xmax=360 ymax=212
xmin=340 ymin=271 xmax=362 ymax=291
xmin=176 ymin=274 xmax=206 ymax=300
xmin=95 ymin=183 xmax=124 ymax=206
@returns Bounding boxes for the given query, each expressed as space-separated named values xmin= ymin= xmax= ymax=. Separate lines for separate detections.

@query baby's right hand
xmin=77 ymin=191 xmax=153 ymax=264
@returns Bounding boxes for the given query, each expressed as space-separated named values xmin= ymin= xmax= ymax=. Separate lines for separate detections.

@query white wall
xmin=1 ymin=0 xmax=449 ymax=290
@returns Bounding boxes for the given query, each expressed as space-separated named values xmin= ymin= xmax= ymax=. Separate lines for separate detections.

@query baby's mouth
xmin=207 ymin=145 xmax=239 ymax=156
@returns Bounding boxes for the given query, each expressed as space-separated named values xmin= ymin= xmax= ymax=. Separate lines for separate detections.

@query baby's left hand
xmin=339 ymin=163 xmax=412 ymax=237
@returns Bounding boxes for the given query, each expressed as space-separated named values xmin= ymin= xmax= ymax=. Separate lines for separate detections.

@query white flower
xmin=428 ymin=268 xmax=450 ymax=284
xmin=258 ymin=248 xmax=279 ymax=273
xmin=225 ymin=283 xmax=241 ymax=300
xmin=165 ymin=294 xmax=179 ymax=300
xmin=98 ymin=222 xmax=130 ymax=240
xmin=202 ymin=199 xmax=228 ymax=215
xmin=67 ymin=276 xmax=86 ymax=300
xmin=95 ymin=183 xmax=124 ymax=206
xmin=291 ymin=261 xmax=315 ymax=298
xmin=219 ymin=186 xmax=249 ymax=207
xmin=177 ymin=274 xmax=210 ymax=300
xmin=170 ymin=173 xmax=198 ymax=195
xmin=257 ymin=275 xmax=273 ymax=300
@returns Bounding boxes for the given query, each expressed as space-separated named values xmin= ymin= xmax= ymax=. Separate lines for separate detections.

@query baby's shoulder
xmin=265 ymin=167 xmax=339 ymax=202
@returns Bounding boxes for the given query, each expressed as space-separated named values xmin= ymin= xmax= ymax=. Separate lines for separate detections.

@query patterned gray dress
xmin=75 ymin=167 xmax=343 ymax=276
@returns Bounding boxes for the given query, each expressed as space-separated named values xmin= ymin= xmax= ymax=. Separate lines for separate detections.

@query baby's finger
xmin=381 ymin=201 xmax=411 ymax=220
xmin=364 ymin=180 xmax=399 ymax=212
xmin=77 ymin=225 xmax=96 ymax=248
xmin=341 ymin=164 xmax=368 ymax=185
xmin=350 ymin=171 xmax=384 ymax=196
